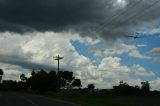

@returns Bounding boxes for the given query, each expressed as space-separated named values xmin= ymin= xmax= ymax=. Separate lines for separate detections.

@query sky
xmin=0 ymin=0 xmax=160 ymax=90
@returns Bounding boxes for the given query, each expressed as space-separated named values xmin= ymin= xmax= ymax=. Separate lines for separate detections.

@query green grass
xmin=41 ymin=91 xmax=127 ymax=106
xmin=22 ymin=90 xmax=160 ymax=106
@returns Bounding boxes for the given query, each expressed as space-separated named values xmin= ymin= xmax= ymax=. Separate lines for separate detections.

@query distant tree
xmin=113 ymin=80 xmax=141 ymax=96
xmin=0 ymin=69 xmax=80 ymax=91
xmin=113 ymin=80 xmax=129 ymax=95
xmin=20 ymin=74 xmax=27 ymax=82
xmin=59 ymin=71 xmax=74 ymax=82
xmin=59 ymin=71 xmax=74 ymax=88
xmin=32 ymin=69 xmax=48 ymax=91
xmin=87 ymin=84 xmax=95 ymax=91
xmin=31 ymin=70 xmax=36 ymax=77
xmin=141 ymin=81 xmax=150 ymax=95
xmin=48 ymin=71 xmax=58 ymax=91
xmin=71 ymin=79 xmax=82 ymax=88
xmin=27 ymin=70 xmax=79 ymax=91
xmin=0 ymin=69 xmax=4 ymax=83
xmin=119 ymin=80 xmax=128 ymax=86
xmin=28 ymin=69 xmax=58 ymax=91
xmin=0 ymin=69 xmax=3 ymax=75
xmin=39 ymin=69 xmax=47 ymax=75
xmin=18 ymin=73 xmax=28 ymax=90
xmin=2 ymin=80 xmax=17 ymax=90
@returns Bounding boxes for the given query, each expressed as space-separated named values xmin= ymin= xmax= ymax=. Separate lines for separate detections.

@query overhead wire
xmin=108 ymin=0 xmax=160 ymax=35
xmin=95 ymin=0 xmax=143 ymax=34
xmin=89 ymin=0 xmax=160 ymax=39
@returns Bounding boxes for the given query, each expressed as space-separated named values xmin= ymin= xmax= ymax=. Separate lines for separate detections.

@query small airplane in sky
xmin=126 ymin=32 xmax=143 ymax=39
xmin=126 ymin=32 xmax=145 ymax=39
xmin=127 ymin=35 xmax=141 ymax=39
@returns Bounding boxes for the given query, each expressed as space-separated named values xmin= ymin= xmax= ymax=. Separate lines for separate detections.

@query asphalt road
xmin=0 ymin=91 xmax=79 ymax=106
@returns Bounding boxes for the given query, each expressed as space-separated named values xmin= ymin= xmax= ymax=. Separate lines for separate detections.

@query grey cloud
xmin=0 ymin=0 xmax=160 ymax=40
xmin=0 ymin=54 xmax=56 ymax=70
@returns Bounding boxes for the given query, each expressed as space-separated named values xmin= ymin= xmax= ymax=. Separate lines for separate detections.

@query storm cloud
xmin=0 ymin=0 xmax=160 ymax=39
xmin=0 ymin=54 xmax=55 ymax=70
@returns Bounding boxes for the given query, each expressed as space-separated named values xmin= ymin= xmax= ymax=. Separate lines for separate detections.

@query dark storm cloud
xmin=0 ymin=0 xmax=160 ymax=39
xmin=0 ymin=54 xmax=55 ymax=70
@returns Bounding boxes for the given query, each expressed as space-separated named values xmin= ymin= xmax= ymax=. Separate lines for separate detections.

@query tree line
xmin=0 ymin=69 xmax=81 ymax=92
xmin=0 ymin=68 xmax=160 ymax=96
xmin=112 ymin=80 xmax=151 ymax=96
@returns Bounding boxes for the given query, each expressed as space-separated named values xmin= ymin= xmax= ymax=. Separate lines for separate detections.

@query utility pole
xmin=53 ymin=55 xmax=63 ymax=90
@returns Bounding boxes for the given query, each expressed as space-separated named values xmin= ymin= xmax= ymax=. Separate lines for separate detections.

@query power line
xmin=95 ymin=0 xmax=143 ymax=34
xmin=108 ymin=0 xmax=160 ymax=34
xmin=91 ymin=0 xmax=160 ymax=38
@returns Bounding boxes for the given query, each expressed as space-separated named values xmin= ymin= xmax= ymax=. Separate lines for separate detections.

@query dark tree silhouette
xmin=71 ymin=79 xmax=82 ymax=88
xmin=59 ymin=71 xmax=74 ymax=82
xmin=28 ymin=69 xmax=49 ymax=91
xmin=48 ymin=71 xmax=58 ymax=91
xmin=20 ymin=74 xmax=27 ymax=82
xmin=27 ymin=70 xmax=79 ymax=91
xmin=113 ymin=80 xmax=141 ymax=96
xmin=31 ymin=70 xmax=36 ymax=77
xmin=0 ymin=69 xmax=81 ymax=91
xmin=59 ymin=71 xmax=74 ymax=88
xmin=2 ymin=80 xmax=17 ymax=90
xmin=141 ymin=81 xmax=150 ymax=95
xmin=0 ymin=69 xmax=4 ymax=83
xmin=87 ymin=84 xmax=95 ymax=91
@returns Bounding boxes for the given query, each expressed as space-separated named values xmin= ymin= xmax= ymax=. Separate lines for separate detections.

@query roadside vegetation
xmin=0 ymin=68 xmax=160 ymax=106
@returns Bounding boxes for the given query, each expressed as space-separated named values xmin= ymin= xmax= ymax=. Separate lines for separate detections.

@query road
xmin=0 ymin=91 xmax=79 ymax=106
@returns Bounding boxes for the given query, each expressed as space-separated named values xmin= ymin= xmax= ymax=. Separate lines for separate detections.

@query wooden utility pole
xmin=53 ymin=55 xmax=63 ymax=89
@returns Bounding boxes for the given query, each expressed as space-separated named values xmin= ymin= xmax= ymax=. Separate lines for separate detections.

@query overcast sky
xmin=0 ymin=0 xmax=160 ymax=90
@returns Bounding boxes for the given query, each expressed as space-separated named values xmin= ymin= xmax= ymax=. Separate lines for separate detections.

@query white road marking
xmin=20 ymin=96 xmax=39 ymax=106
